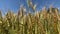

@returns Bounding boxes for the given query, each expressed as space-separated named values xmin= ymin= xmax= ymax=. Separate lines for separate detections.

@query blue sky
xmin=0 ymin=0 xmax=60 ymax=15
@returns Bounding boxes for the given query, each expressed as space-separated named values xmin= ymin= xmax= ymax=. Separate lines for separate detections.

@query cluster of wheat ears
xmin=0 ymin=0 xmax=60 ymax=34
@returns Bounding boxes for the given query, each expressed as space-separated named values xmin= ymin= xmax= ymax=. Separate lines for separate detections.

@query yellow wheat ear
xmin=55 ymin=8 xmax=58 ymax=14
xmin=27 ymin=0 xmax=31 ymax=8
xmin=17 ymin=5 xmax=23 ymax=17
xmin=32 ymin=4 xmax=37 ymax=12
xmin=42 ymin=6 xmax=46 ymax=11
xmin=49 ymin=5 xmax=52 ymax=13
xmin=23 ymin=7 xmax=27 ymax=15
xmin=41 ymin=6 xmax=47 ymax=14
xmin=33 ymin=4 xmax=37 ymax=10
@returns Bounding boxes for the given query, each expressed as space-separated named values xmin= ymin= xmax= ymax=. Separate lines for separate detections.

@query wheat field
xmin=0 ymin=0 xmax=60 ymax=34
